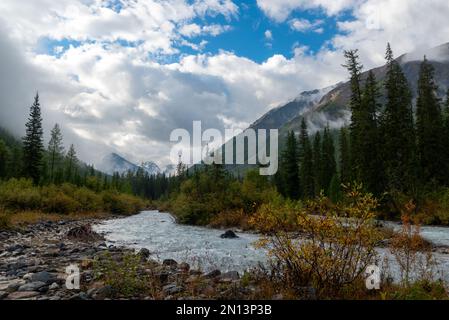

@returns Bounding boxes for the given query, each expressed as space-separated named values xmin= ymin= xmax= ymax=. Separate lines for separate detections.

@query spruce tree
xmin=321 ymin=126 xmax=337 ymax=195
xmin=281 ymin=131 xmax=300 ymax=199
xmin=312 ymin=131 xmax=322 ymax=196
xmin=48 ymin=124 xmax=65 ymax=183
xmin=339 ymin=127 xmax=351 ymax=184
xmin=343 ymin=50 xmax=363 ymax=180
xmin=360 ymin=71 xmax=383 ymax=195
xmin=380 ymin=44 xmax=416 ymax=193
xmin=299 ymin=119 xmax=314 ymax=199
xmin=443 ymin=89 xmax=449 ymax=183
xmin=416 ymin=57 xmax=445 ymax=185
xmin=0 ymin=139 xmax=10 ymax=179
xmin=66 ymin=144 xmax=78 ymax=182
xmin=22 ymin=93 xmax=44 ymax=184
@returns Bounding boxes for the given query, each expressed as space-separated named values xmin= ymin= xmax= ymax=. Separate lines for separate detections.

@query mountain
xmin=163 ymin=164 xmax=176 ymax=176
xmin=98 ymin=153 xmax=165 ymax=176
xmin=98 ymin=153 xmax=140 ymax=175
xmin=251 ymin=85 xmax=340 ymax=131
xmin=279 ymin=43 xmax=449 ymax=136
xmin=141 ymin=161 xmax=161 ymax=176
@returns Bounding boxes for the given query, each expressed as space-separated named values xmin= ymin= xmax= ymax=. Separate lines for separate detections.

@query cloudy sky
xmin=0 ymin=0 xmax=449 ymax=168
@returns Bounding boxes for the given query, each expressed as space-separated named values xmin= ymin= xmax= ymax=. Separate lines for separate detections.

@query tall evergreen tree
xmin=359 ymin=71 xmax=383 ymax=195
xmin=22 ymin=93 xmax=44 ymax=184
xmin=443 ymin=89 xmax=449 ymax=183
xmin=416 ymin=57 xmax=445 ymax=185
xmin=312 ymin=131 xmax=322 ymax=196
xmin=0 ymin=139 xmax=10 ymax=179
xmin=281 ymin=131 xmax=300 ymax=199
xmin=380 ymin=44 xmax=416 ymax=193
xmin=299 ymin=119 xmax=314 ymax=199
xmin=65 ymin=144 xmax=78 ymax=182
xmin=343 ymin=50 xmax=363 ymax=180
xmin=321 ymin=125 xmax=337 ymax=195
xmin=339 ymin=127 xmax=351 ymax=184
xmin=47 ymin=124 xmax=65 ymax=183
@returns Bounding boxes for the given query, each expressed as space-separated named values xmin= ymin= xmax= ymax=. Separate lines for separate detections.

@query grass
xmin=0 ymin=209 xmax=113 ymax=229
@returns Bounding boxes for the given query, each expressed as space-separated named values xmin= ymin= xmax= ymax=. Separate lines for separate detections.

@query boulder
xmin=220 ymin=230 xmax=238 ymax=239
xmin=204 ymin=270 xmax=221 ymax=279
xmin=220 ymin=271 xmax=240 ymax=281
xmin=138 ymin=248 xmax=151 ymax=260
xmin=163 ymin=284 xmax=183 ymax=295
xmin=18 ymin=281 xmax=46 ymax=292
xmin=31 ymin=271 xmax=57 ymax=284
xmin=163 ymin=259 xmax=178 ymax=267
xmin=7 ymin=291 xmax=40 ymax=300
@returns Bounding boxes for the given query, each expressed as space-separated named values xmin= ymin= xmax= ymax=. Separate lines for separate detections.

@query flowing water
xmin=93 ymin=210 xmax=449 ymax=280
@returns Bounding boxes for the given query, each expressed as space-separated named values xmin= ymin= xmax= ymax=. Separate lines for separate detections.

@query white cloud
xmin=256 ymin=0 xmax=357 ymax=22
xmin=1 ymin=0 xmax=449 ymax=168
xmin=264 ymin=30 xmax=273 ymax=41
xmin=289 ymin=18 xmax=324 ymax=33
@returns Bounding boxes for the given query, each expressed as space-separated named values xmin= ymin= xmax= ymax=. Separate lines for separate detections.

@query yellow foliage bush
xmin=251 ymin=184 xmax=383 ymax=298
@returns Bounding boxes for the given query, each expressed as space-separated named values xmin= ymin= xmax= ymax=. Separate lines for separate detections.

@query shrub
xmin=0 ymin=178 xmax=41 ymax=211
xmin=389 ymin=201 xmax=436 ymax=286
xmin=102 ymin=191 xmax=144 ymax=215
xmin=0 ymin=213 xmax=11 ymax=230
xmin=94 ymin=252 xmax=160 ymax=298
xmin=40 ymin=185 xmax=80 ymax=214
xmin=251 ymin=184 xmax=383 ymax=298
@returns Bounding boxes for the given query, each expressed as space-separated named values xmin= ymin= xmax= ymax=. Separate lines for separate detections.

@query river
xmin=93 ymin=210 xmax=449 ymax=280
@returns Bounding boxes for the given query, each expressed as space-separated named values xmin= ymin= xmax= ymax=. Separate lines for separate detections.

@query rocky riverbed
xmin=0 ymin=219 xmax=251 ymax=300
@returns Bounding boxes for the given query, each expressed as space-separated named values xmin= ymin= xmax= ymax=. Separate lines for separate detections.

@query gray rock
xmin=7 ymin=291 xmax=40 ymax=300
xmin=31 ymin=271 xmax=57 ymax=284
xmin=220 ymin=271 xmax=240 ymax=281
xmin=163 ymin=259 xmax=178 ymax=267
xmin=92 ymin=285 xmax=113 ymax=300
xmin=0 ymin=291 xmax=7 ymax=300
xmin=220 ymin=230 xmax=238 ymax=239
xmin=163 ymin=284 xmax=183 ymax=295
xmin=204 ymin=270 xmax=221 ymax=279
xmin=49 ymin=283 xmax=59 ymax=291
xmin=18 ymin=281 xmax=46 ymax=292
xmin=179 ymin=262 xmax=190 ymax=272
xmin=138 ymin=248 xmax=151 ymax=258
xmin=69 ymin=292 xmax=89 ymax=300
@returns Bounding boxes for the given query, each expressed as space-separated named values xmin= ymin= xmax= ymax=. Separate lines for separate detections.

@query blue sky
xmin=181 ymin=1 xmax=353 ymax=62
xmin=36 ymin=0 xmax=355 ymax=64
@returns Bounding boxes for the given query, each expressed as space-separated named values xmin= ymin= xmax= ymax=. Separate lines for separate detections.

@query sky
xmin=0 ymin=0 xmax=449 ymax=168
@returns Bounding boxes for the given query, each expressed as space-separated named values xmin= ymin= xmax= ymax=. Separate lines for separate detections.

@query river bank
xmin=0 ymin=216 xmax=256 ymax=300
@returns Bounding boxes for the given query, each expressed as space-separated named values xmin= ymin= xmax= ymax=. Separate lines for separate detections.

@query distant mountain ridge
xmin=279 ymin=42 xmax=449 ymax=136
xmin=98 ymin=152 xmax=177 ymax=176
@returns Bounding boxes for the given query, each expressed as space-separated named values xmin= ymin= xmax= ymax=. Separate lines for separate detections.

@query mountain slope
xmin=280 ymin=42 xmax=449 ymax=136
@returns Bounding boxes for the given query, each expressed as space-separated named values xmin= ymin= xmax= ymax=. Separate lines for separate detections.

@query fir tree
xmin=416 ymin=57 xmax=446 ymax=185
xmin=65 ymin=144 xmax=78 ymax=182
xmin=22 ymin=93 xmax=44 ymax=184
xmin=312 ymin=131 xmax=322 ymax=196
xmin=281 ymin=131 xmax=300 ymax=199
xmin=343 ymin=50 xmax=363 ymax=180
xmin=321 ymin=126 xmax=337 ymax=195
xmin=47 ymin=124 xmax=65 ymax=183
xmin=360 ymin=71 xmax=383 ymax=195
xmin=380 ymin=44 xmax=416 ymax=193
xmin=0 ymin=139 xmax=10 ymax=178
xmin=339 ymin=127 xmax=351 ymax=184
xmin=299 ymin=119 xmax=314 ymax=199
